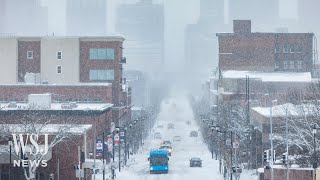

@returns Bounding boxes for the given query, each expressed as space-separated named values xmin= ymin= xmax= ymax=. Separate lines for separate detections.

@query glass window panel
xmin=89 ymin=48 xmax=98 ymax=59
xmin=106 ymin=48 xmax=115 ymax=59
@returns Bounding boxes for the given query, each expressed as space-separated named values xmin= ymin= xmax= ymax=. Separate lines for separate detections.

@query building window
xmin=57 ymin=51 xmax=62 ymax=60
xmin=283 ymin=44 xmax=289 ymax=53
xmin=27 ymin=51 xmax=33 ymax=59
xmin=274 ymin=63 xmax=279 ymax=70
xmin=89 ymin=69 xmax=114 ymax=81
xmin=289 ymin=61 xmax=294 ymax=69
xmin=57 ymin=65 xmax=62 ymax=74
xmin=289 ymin=45 xmax=294 ymax=53
xmin=297 ymin=61 xmax=303 ymax=70
xmin=296 ymin=45 xmax=302 ymax=53
xmin=284 ymin=61 xmax=288 ymax=69
xmin=89 ymin=48 xmax=115 ymax=60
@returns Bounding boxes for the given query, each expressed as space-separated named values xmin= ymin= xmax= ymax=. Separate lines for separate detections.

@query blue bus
xmin=148 ymin=149 xmax=169 ymax=174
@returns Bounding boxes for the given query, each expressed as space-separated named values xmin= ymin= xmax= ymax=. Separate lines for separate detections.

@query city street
xmin=96 ymin=95 xmax=257 ymax=180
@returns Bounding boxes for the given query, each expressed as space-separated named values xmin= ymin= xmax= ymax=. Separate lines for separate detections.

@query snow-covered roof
xmin=0 ymin=124 xmax=92 ymax=134
xmin=222 ymin=71 xmax=312 ymax=82
xmin=131 ymin=106 xmax=143 ymax=111
xmin=252 ymin=103 xmax=316 ymax=118
xmin=0 ymin=103 xmax=113 ymax=111
xmin=4 ymin=83 xmax=111 ymax=87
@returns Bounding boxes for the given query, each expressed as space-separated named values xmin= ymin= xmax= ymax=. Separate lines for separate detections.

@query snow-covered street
xmin=96 ymin=95 xmax=257 ymax=180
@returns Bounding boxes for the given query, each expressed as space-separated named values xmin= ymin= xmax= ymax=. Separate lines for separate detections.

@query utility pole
xmin=230 ymin=130 xmax=233 ymax=180
xmin=285 ymin=110 xmax=289 ymax=180
xmin=103 ymin=132 xmax=105 ymax=180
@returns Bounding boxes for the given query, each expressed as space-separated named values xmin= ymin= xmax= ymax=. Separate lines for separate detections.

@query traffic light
xmin=282 ymin=153 xmax=287 ymax=164
xmin=263 ymin=150 xmax=269 ymax=162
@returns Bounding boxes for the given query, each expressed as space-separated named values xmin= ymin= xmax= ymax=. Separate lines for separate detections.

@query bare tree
xmin=0 ymin=105 xmax=89 ymax=180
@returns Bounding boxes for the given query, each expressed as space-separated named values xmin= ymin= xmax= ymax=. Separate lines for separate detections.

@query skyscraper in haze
xmin=116 ymin=0 xmax=164 ymax=76
xmin=0 ymin=1 xmax=5 ymax=33
xmin=3 ymin=0 xmax=48 ymax=35
xmin=229 ymin=0 xmax=279 ymax=31
xmin=66 ymin=0 xmax=106 ymax=35
xmin=298 ymin=0 xmax=320 ymax=32
xmin=185 ymin=0 xmax=226 ymax=76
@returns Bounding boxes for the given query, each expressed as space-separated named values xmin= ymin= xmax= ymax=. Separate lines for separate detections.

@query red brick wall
xmin=218 ymin=33 xmax=313 ymax=72
xmin=0 ymin=84 xmax=112 ymax=103
xmin=18 ymin=40 xmax=41 ymax=82
xmin=264 ymin=168 xmax=313 ymax=180
xmin=79 ymin=40 xmax=123 ymax=106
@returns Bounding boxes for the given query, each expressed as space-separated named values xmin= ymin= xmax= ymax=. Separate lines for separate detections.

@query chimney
xmin=233 ymin=20 xmax=251 ymax=34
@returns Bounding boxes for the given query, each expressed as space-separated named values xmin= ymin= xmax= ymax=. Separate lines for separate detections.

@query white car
xmin=173 ymin=136 xmax=181 ymax=142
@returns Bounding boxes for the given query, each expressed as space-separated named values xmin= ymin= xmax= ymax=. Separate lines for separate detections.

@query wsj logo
xmin=12 ymin=134 xmax=49 ymax=168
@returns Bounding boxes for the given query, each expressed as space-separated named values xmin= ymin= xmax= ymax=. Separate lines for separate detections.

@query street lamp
xmin=312 ymin=124 xmax=320 ymax=180
xmin=8 ymin=137 xmax=12 ymax=180
xmin=269 ymin=99 xmax=277 ymax=180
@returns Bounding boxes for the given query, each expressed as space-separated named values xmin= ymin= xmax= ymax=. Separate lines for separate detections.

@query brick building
xmin=216 ymin=20 xmax=315 ymax=73
xmin=0 ymin=99 xmax=113 ymax=180
xmin=0 ymin=36 xmax=132 ymax=179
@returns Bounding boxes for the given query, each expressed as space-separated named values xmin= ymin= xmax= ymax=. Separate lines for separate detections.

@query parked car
xmin=190 ymin=131 xmax=198 ymax=137
xmin=167 ymin=123 xmax=175 ymax=129
xmin=161 ymin=140 xmax=172 ymax=146
xmin=159 ymin=145 xmax=172 ymax=156
xmin=154 ymin=132 xmax=162 ymax=139
xmin=173 ymin=136 xmax=181 ymax=142
xmin=190 ymin=157 xmax=202 ymax=167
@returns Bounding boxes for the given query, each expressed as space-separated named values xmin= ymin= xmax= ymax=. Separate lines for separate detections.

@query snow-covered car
xmin=173 ymin=136 xmax=181 ymax=142
xmin=167 ymin=123 xmax=175 ymax=129
xmin=190 ymin=157 xmax=202 ymax=167
xmin=154 ymin=132 xmax=162 ymax=139
xmin=159 ymin=145 xmax=172 ymax=156
xmin=190 ymin=131 xmax=198 ymax=137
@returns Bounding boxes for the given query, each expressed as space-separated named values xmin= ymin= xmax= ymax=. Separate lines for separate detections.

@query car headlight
xmin=164 ymin=167 xmax=167 ymax=170
xmin=168 ymin=149 xmax=172 ymax=153
xmin=150 ymin=167 xmax=153 ymax=170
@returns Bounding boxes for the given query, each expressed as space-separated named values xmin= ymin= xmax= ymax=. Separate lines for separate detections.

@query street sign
xmin=96 ymin=140 xmax=103 ymax=157
xmin=114 ymin=133 xmax=120 ymax=145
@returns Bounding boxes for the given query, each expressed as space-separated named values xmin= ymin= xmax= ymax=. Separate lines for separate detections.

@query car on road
xmin=161 ymin=140 xmax=172 ymax=146
xmin=190 ymin=131 xmax=198 ymax=137
xmin=159 ymin=145 xmax=172 ymax=156
xmin=167 ymin=123 xmax=175 ymax=129
xmin=154 ymin=132 xmax=162 ymax=139
xmin=190 ymin=157 xmax=202 ymax=167
xmin=173 ymin=136 xmax=181 ymax=142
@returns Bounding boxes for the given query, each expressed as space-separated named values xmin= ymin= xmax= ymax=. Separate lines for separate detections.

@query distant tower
xmin=228 ymin=0 xmax=279 ymax=30
xmin=4 ymin=0 xmax=48 ymax=35
xmin=116 ymin=0 xmax=164 ymax=75
xmin=66 ymin=0 xmax=106 ymax=35
xmin=0 ymin=0 xmax=5 ymax=33
xmin=199 ymin=0 xmax=224 ymax=24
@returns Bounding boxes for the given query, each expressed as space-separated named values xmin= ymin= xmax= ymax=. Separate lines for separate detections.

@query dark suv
xmin=190 ymin=131 xmax=198 ymax=137
xmin=190 ymin=157 xmax=202 ymax=167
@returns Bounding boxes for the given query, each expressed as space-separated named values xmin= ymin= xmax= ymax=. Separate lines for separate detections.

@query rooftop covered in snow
xmin=222 ymin=71 xmax=312 ymax=82
xmin=0 ymin=124 xmax=92 ymax=135
xmin=252 ymin=103 xmax=316 ymax=118
xmin=0 ymin=102 xmax=113 ymax=111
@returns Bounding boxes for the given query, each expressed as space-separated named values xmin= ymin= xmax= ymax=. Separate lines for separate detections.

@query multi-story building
xmin=185 ymin=0 xmax=227 ymax=78
xmin=3 ymin=0 xmax=48 ymax=35
xmin=116 ymin=0 xmax=164 ymax=75
xmin=66 ymin=0 xmax=106 ymax=35
xmin=217 ymin=20 xmax=315 ymax=73
xmin=0 ymin=35 xmax=128 ymax=121
xmin=0 ymin=1 xmax=5 ymax=33
xmin=123 ymin=70 xmax=149 ymax=107
xmin=0 ymin=35 xmax=132 ymax=179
